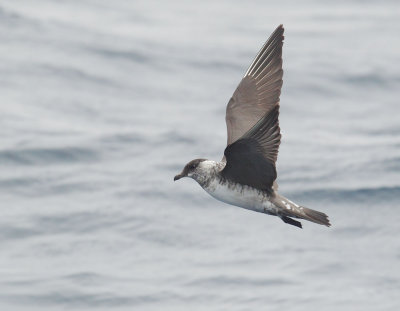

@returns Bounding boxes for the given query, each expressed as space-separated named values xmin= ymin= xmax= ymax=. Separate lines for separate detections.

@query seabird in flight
xmin=174 ymin=25 xmax=330 ymax=228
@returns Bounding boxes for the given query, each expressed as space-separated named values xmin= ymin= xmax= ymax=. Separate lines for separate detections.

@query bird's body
xmin=192 ymin=160 xmax=274 ymax=215
xmin=205 ymin=176 xmax=274 ymax=215
xmin=174 ymin=25 xmax=331 ymax=228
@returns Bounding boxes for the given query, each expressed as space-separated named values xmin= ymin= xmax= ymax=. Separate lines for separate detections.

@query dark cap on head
xmin=174 ymin=159 xmax=206 ymax=181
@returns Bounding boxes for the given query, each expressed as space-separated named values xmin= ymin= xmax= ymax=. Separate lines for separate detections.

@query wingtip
xmin=278 ymin=25 xmax=284 ymax=40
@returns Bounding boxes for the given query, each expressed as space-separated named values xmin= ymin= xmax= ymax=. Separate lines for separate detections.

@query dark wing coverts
xmin=222 ymin=106 xmax=280 ymax=191
xmin=221 ymin=25 xmax=284 ymax=191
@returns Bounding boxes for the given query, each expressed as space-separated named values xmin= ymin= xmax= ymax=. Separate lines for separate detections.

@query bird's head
xmin=174 ymin=159 xmax=207 ymax=182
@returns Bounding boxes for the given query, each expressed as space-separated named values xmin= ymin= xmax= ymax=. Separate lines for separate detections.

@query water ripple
xmin=292 ymin=186 xmax=400 ymax=203
xmin=0 ymin=147 xmax=98 ymax=166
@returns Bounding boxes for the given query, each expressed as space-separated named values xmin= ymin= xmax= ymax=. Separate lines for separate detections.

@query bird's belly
xmin=204 ymin=180 xmax=273 ymax=213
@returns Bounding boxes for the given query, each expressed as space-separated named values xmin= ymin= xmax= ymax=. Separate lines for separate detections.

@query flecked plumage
xmin=174 ymin=25 xmax=331 ymax=228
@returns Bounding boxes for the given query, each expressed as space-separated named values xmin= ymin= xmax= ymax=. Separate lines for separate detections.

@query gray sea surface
xmin=1 ymin=0 xmax=400 ymax=310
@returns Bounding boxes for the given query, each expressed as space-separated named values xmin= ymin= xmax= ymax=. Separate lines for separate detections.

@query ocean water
xmin=1 ymin=0 xmax=399 ymax=310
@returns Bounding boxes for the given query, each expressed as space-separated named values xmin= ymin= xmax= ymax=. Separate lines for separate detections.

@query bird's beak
xmin=174 ymin=173 xmax=184 ymax=181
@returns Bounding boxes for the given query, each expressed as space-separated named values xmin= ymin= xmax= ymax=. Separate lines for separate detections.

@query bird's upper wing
xmin=221 ymin=25 xmax=284 ymax=191
xmin=221 ymin=105 xmax=280 ymax=191
xmin=225 ymin=24 xmax=284 ymax=147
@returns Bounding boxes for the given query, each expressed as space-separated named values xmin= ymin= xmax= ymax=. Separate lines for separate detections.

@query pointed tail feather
xmin=301 ymin=206 xmax=331 ymax=227
xmin=272 ymin=194 xmax=331 ymax=227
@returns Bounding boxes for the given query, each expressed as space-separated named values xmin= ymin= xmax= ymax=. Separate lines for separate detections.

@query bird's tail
xmin=272 ymin=194 xmax=331 ymax=228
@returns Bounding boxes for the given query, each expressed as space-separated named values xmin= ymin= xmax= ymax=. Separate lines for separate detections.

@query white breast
xmin=203 ymin=178 xmax=273 ymax=214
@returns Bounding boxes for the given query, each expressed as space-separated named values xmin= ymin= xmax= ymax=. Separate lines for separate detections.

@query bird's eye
xmin=190 ymin=164 xmax=196 ymax=169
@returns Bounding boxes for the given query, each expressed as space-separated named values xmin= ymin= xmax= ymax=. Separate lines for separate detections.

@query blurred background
xmin=1 ymin=0 xmax=399 ymax=310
